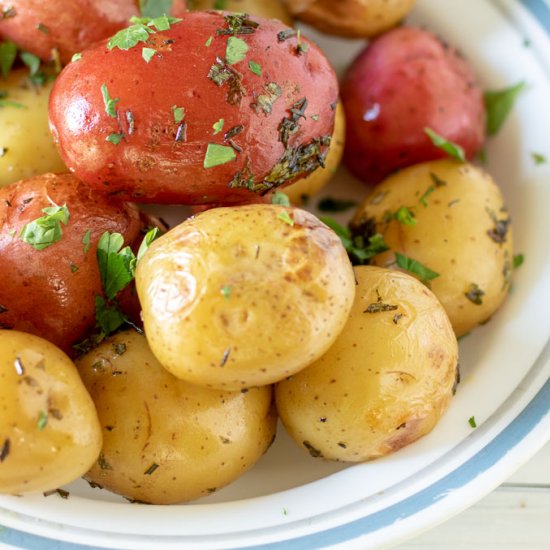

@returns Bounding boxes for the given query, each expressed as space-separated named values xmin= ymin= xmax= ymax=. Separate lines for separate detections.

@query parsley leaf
xmin=220 ymin=285 xmax=231 ymax=300
xmin=142 ymin=47 xmax=156 ymax=63
xmin=513 ymin=253 xmax=524 ymax=269
xmin=424 ymin=127 xmax=466 ymax=162
xmin=277 ymin=210 xmax=294 ymax=226
xmin=71 ymin=52 xmax=82 ymax=62
xmin=203 ymin=143 xmax=236 ymax=168
xmin=531 ymin=152 xmax=546 ymax=165
xmin=271 ymin=192 xmax=290 ymax=206
xmin=95 ymin=296 xmax=127 ymax=336
xmin=248 ymin=60 xmax=262 ymax=76
xmin=106 ymin=132 xmax=124 ymax=144
xmin=82 ymin=229 xmax=92 ymax=254
xmin=225 ymin=36 xmax=248 ymax=65
xmin=212 ymin=118 xmax=224 ymax=135
xmin=468 ymin=416 xmax=477 ymax=428
xmin=96 ymin=232 xmax=137 ymax=300
xmin=139 ymin=0 xmax=173 ymax=18
xmin=394 ymin=206 xmax=417 ymax=226
xmin=137 ymin=227 xmax=161 ymax=261
xmin=0 ymin=41 xmax=17 ymax=78
xmin=20 ymin=205 xmax=70 ymax=250
xmin=107 ymin=16 xmax=181 ymax=51
xmin=172 ymin=105 xmax=185 ymax=123
xmin=484 ymin=81 xmax=525 ymax=136
xmin=37 ymin=410 xmax=48 ymax=431
xmin=395 ymin=252 xmax=440 ymax=283
xmin=101 ymin=83 xmax=119 ymax=118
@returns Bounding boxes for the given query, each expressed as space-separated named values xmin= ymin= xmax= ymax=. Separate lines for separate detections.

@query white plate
xmin=1 ymin=0 xmax=550 ymax=548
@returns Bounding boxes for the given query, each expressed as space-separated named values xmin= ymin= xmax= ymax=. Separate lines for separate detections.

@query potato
xmin=0 ymin=173 xmax=142 ymax=352
xmin=49 ymin=11 xmax=338 ymax=205
xmin=284 ymin=0 xmax=415 ymax=38
xmin=0 ymin=0 xmax=187 ymax=64
xmin=351 ymin=159 xmax=514 ymax=337
xmin=275 ymin=266 xmax=458 ymax=462
xmin=77 ymin=330 xmax=276 ymax=504
xmin=341 ymin=27 xmax=485 ymax=184
xmin=284 ymin=100 xmax=345 ymax=205
xmin=190 ymin=0 xmax=293 ymax=26
xmin=0 ymin=69 xmax=65 ymax=187
xmin=0 ymin=330 xmax=102 ymax=494
xmin=136 ymin=204 xmax=355 ymax=390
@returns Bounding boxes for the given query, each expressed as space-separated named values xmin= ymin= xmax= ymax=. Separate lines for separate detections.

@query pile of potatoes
xmin=0 ymin=0 xmax=516 ymax=505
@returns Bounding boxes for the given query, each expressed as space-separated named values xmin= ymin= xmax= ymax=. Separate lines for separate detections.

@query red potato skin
xmin=0 ymin=0 xmax=187 ymax=65
xmin=0 ymin=173 xmax=142 ymax=353
xmin=341 ymin=26 xmax=485 ymax=185
xmin=49 ymin=11 xmax=338 ymax=205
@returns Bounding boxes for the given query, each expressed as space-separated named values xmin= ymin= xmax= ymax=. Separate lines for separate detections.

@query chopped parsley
xmin=82 ymin=229 xmax=92 ymax=253
xmin=20 ymin=51 xmax=47 ymax=86
xmin=96 ymin=232 xmax=137 ymax=299
xmin=20 ymin=204 xmax=70 ymax=250
xmin=468 ymin=416 xmax=477 ymax=428
xmin=37 ymin=410 xmax=48 ymax=431
xmin=271 ymin=192 xmax=291 ymax=207
xmin=71 ymin=52 xmax=82 ymax=62
xmin=513 ymin=253 xmax=524 ymax=269
xmin=217 ymin=13 xmax=259 ymax=36
xmin=107 ymin=15 xmax=182 ymax=51
xmin=531 ymin=152 xmax=547 ymax=165
xmin=253 ymin=82 xmax=282 ymax=115
xmin=137 ymin=227 xmax=161 ymax=261
xmin=203 ymin=143 xmax=236 ymax=168
xmin=205 ymin=35 xmax=213 ymax=47
xmin=248 ymin=60 xmax=262 ymax=76
xmin=207 ymin=57 xmax=247 ymax=105
xmin=101 ymin=83 xmax=119 ymax=118
xmin=212 ymin=118 xmax=225 ymax=134
xmin=220 ymin=285 xmax=231 ymax=300
xmin=0 ymin=40 xmax=17 ymax=78
xmin=225 ymin=36 xmax=248 ymax=65
xmin=106 ymin=132 xmax=124 ymax=144
xmin=172 ymin=105 xmax=185 ymax=123
xmin=277 ymin=210 xmax=294 ymax=226
xmin=142 ymin=47 xmax=156 ymax=63
xmin=394 ymin=206 xmax=417 ymax=226
xmin=395 ymin=252 xmax=439 ymax=283
xmin=139 ymin=0 xmax=174 ymax=18
xmin=424 ymin=127 xmax=465 ymax=162
xmin=95 ymin=296 xmax=127 ymax=336
xmin=484 ymin=81 xmax=525 ymax=136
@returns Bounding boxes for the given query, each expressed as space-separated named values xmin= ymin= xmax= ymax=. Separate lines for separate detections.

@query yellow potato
xmin=0 ymin=69 xmax=66 ymax=187
xmin=276 ymin=266 xmax=458 ymax=462
xmin=284 ymin=0 xmax=416 ymax=38
xmin=136 ymin=204 xmax=355 ymax=390
xmin=351 ymin=159 xmax=514 ymax=337
xmin=0 ymin=330 xmax=102 ymax=494
xmin=189 ymin=0 xmax=293 ymax=25
xmin=284 ymin=100 xmax=346 ymax=205
xmin=77 ymin=330 xmax=277 ymax=504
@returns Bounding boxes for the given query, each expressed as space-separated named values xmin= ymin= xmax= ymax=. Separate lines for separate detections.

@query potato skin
xmin=0 ymin=0 xmax=187 ymax=65
xmin=0 ymin=69 xmax=66 ymax=187
xmin=0 ymin=173 xmax=142 ymax=352
xmin=49 ymin=11 xmax=338 ymax=205
xmin=77 ymin=330 xmax=276 ymax=504
xmin=190 ymin=0 xmax=292 ymax=26
xmin=275 ymin=266 xmax=458 ymax=462
xmin=351 ymin=160 xmax=514 ymax=337
xmin=284 ymin=0 xmax=415 ymax=38
xmin=136 ymin=204 xmax=355 ymax=389
xmin=342 ymin=27 xmax=485 ymax=184
xmin=0 ymin=330 xmax=102 ymax=494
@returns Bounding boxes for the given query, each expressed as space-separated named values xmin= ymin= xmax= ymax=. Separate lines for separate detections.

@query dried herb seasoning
xmin=465 ymin=283 xmax=485 ymax=305
xmin=278 ymin=97 xmax=308 ymax=146
xmin=208 ymin=57 xmax=247 ymax=105
xmin=217 ymin=13 xmax=259 ymax=36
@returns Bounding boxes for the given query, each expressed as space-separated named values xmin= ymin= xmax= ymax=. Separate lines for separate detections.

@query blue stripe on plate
xmin=2 ymin=1 xmax=550 ymax=548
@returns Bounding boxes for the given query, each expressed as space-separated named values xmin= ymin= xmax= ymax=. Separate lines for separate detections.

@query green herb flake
xmin=464 ymin=282 xmax=485 ymax=305
xmin=225 ymin=36 xmax=248 ymax=65
xmin=394 ymin=206 xmax=417 ymax=226
xmin=248 ymin=60 xmax=262 ymax=76
xmin=220 ymin=285 xmax=231 ymax=300
xmin=484 ymin=81 xmax=525 ymax=136
xmin=513 ymin=253 xmax=524 ymax=269
xmin=205 ymin=35 xmax=214 ymax=47
xmin=20 ymin=204 xmax=70 ymax=250
xmin=277 ymin=210 xmax=294 ymax=226
xmin=218 ymin=13 xmax=259 ymax=36
xmin=271 ymin=192 xmax=290 ymax=207
xmin=419 ymin=186 xmax=435 ymax=207
xmin=137 ymin=227 xmax=161 ymax=261
xmin=531 ymin=152 xmax=547 ymax=165
xmin=212 ymin=118 xmax=225 ymax=135
xmin=95 ymin=296 xmax=127 ymax=336
xmin=37 ymin=410 xmax=48 ymax=431
xmin=203 ymin=143 xmax=236 ymax=169
xmin=317 ymin=197 xmax=358 ymax=213
xmin=0 ymin=40 xmax=17 ymax=78
xmin=20 ymin=51 xmax=46 ymax=86
xmin=101 ymin=83 xmax=119 ymax=118
xmin=37 ymin=22 xmax=49 ymax=34
xmin=71 ymin=52 xmax=82 ymax=62
xmin=296 ymin=29 xmax=309 ymax=54
xmin=395 ymin=252 xmax=440 ymax=283
xmin=142 ymin=47 xmax=156 ymax=63
xmin=139 ymin=0 xmax=174 ymax=18
xmin=253 ymin=82 xmax=282 ymax=115
xmin=97 ymin=232 xmax=137 ymax=300
xmin=70 ymin=263 xmax=79 ymax=273
xmin=424 ymin=127 xmax=465 ymax=162
xmin=468 ymin=416 xmax=477 ymax=428
xmin=82 ymin=229 xmax=92 ymax=254
xmin=214 ymin=0 xmax=228 ymax=8
xmin=106 ymin=132 xmax=125 ymax=145
xmin=172 ymin=105 xmax=185 ymax=124
xmin=107 ymin=15 xmax=181 ymax=51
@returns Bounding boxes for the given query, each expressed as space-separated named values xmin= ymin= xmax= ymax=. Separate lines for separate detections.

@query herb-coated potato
xmin=0 ymin=0 xmax=187 ymax=65
xmin=49 ymin=11 xmax=338 ymax=205
xmin=136 ymin=204 xmax=355 ymax=390
xmin=0 ymin=69 xmax=65 ymax=187
xmin=0 ymin=330 xmax=102 ymax=494
xmin=190 ymin=0 xmax=292 ymax=26
xmin=77 ymin=330 xmax=276 ymax=504
xmin=0 ymin=173 xmax=142 ymax=352
xmin=351 ymin=159 xmax=514 ymax=337
xmin=342 ymin=27 xmax=485 ymax=184
xmin=276 ymin=266 xmax=458 ymax=462
xmin=284 ymin=0 xmax=415 ymax=38
xmin=284 ymin=100 xmax=345 ymax=205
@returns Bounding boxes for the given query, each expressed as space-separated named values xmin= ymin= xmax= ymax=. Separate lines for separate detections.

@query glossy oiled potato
xmin=77 ymin=330 xmax=276 ymax=504
xmin=276 ymin=266 xmax=458 ymax=462
xmin=284 ymin=101 xmax=345 ymax=205
xmin=0 ymin=69 xmax=65 ymax=187
xmin=351 ymin=159 xmax=514 ymax=336
xmin=136 ymin=204 xmax=355 ymax=389
xmin=190 ymin=0 xmax=292 ymax=26
xmin=284 ymin=0 xmax=415 ymax=38
xmin=0 ymin=330 xmax=102 ymax=494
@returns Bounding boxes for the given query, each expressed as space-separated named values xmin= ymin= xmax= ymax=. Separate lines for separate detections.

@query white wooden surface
xmin=396 ymin=441 xmax=550 ymax=549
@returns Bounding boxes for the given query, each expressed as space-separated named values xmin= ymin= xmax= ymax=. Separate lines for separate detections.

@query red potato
xmin=0 ymin=0 xmax=187 ymax=65
xmin=0 ymin=173 xmax=142 ymax=353
xmin=49 ymin=11 xmax=338 ymax=205
xmin=341 ymin=26 xmax=485 ymax=184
